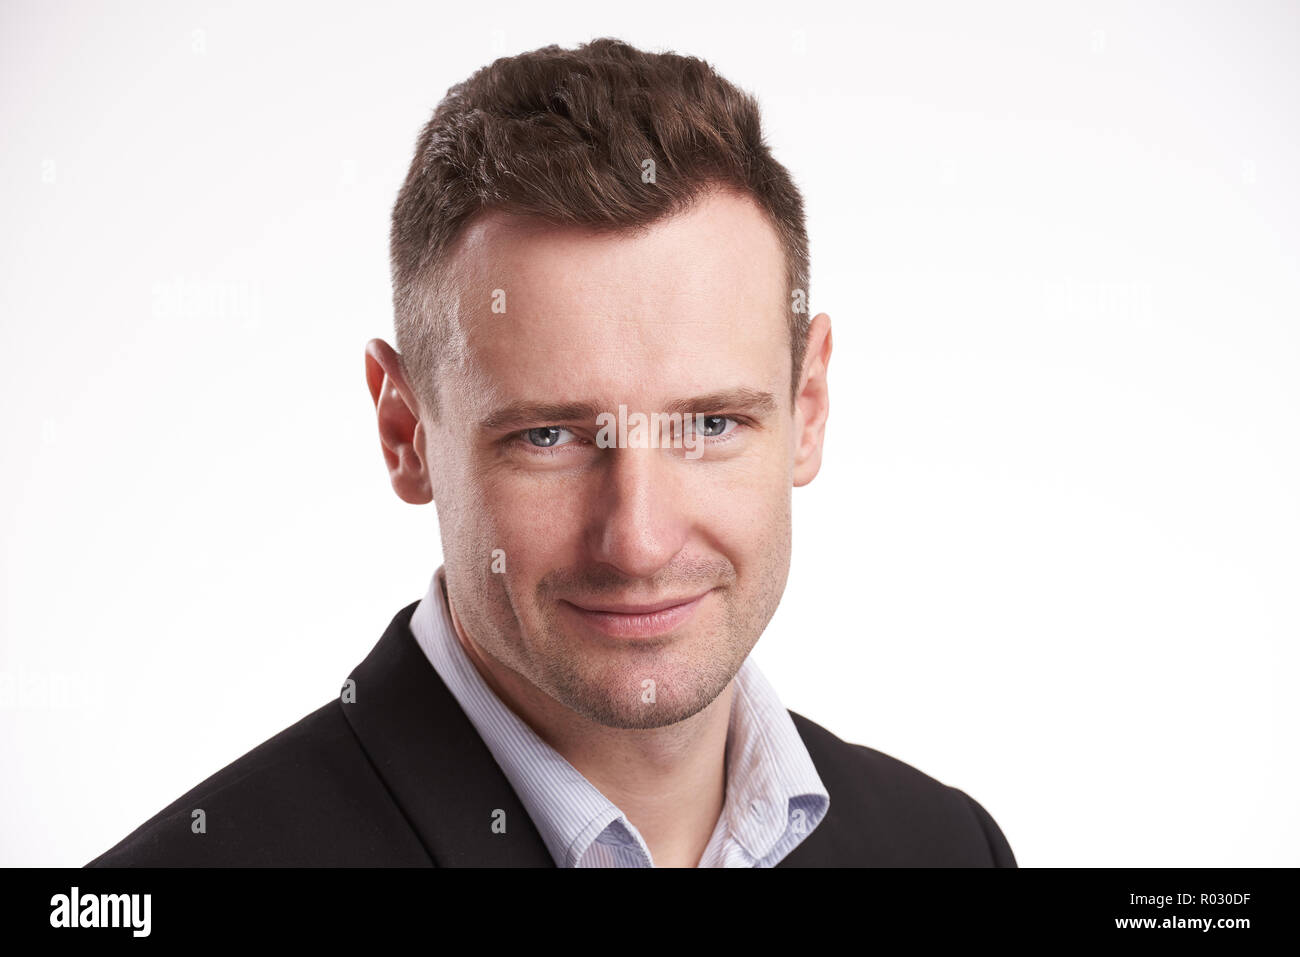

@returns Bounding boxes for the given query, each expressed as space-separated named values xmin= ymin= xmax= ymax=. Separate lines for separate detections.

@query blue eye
xmin=524 ymin=426 xmax=573 ymax=448
xmin=682 ymin=415 xmax=737 ymax=439
xmin=696 ymin=415 xmax=731 ymax=437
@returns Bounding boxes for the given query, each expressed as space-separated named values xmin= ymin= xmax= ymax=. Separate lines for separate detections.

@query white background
xmin=2 ymin=0 xmax=1296 ymax=867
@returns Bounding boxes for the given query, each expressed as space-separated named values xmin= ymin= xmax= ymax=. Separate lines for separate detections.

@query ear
xmin=792 ymin=313 xmax=832 ymax=488
xmin=364 ymin=338 xmax=432 ymax=504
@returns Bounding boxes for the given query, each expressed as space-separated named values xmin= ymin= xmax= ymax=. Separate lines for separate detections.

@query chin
xmin=544 ymin=651 xmax=738 ymax=730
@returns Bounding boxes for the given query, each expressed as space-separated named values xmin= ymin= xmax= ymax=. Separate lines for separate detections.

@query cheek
xmin=711 ymin=467 xmax=790 ymax=556
xmin=479 ymin=472 xmax=589 ymax=573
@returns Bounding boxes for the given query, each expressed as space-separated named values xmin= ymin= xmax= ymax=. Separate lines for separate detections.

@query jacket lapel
xmin=340 ymin=601 xmax=555 ymax=866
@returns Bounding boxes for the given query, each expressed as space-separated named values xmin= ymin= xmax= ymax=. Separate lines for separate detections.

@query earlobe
xmin=365 ymin=338 xmax=433 ymax=505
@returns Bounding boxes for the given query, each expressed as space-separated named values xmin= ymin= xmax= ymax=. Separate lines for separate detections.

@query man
xmin=87 ymin=37 xmax=1015 ymax=868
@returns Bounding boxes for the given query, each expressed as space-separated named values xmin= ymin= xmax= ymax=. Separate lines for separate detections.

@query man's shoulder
xmin=786 ymin=710 xmax=1017 ymax=867
xmin=85 ymin=700 xmax=429 ymax=867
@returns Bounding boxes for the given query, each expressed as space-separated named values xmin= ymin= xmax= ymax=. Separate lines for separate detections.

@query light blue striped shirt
xmin=408 ymin=567 xmax=830 ymax=867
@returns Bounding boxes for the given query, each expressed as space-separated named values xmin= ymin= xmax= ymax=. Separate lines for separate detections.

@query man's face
xmin=425 ymin=188 xmax=804 ymax=730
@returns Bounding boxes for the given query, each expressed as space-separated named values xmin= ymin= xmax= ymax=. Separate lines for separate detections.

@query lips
xmin=559 ymin=590 xmax=712 ymax=639
xmin=566 ymin=593 xmax=709 ymax=615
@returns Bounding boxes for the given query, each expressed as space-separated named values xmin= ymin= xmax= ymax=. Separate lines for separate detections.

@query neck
xmin=442 ymin=576 xmax=731 ymax=867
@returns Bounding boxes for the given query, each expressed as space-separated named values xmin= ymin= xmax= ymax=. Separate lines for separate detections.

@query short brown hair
xmin=389 ymin=37 xmax=811 ymax=419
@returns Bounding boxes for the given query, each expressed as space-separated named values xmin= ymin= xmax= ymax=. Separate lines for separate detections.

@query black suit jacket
xmin=86 ymin=601 xmax=1017 ymax=867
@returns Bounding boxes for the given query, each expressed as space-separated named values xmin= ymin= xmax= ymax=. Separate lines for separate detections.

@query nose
xmin=585 ymin=446 xmax=688 ymax=580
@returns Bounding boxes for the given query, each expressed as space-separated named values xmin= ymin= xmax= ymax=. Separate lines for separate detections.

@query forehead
xmin=438 ymin=188 xmax=789 ymax=414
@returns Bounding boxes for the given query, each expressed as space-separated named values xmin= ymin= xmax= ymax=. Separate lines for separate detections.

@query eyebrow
xmin=477 ymin=388 xmax=779 ymax=432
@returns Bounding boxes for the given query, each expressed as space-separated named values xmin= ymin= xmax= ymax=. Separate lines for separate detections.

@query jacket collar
xmin=341 ymin=601 xmax=853 ymax=867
